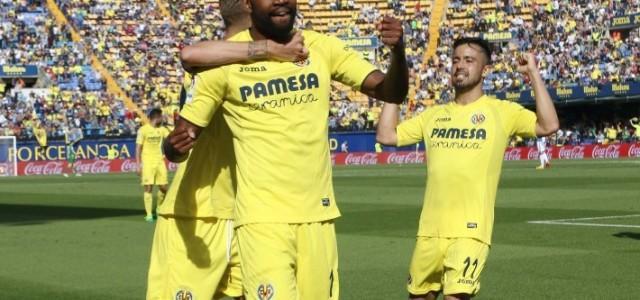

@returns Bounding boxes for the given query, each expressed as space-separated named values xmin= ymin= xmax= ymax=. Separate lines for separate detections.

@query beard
xmin=452 ymin=72 xmax=483 ymax=93
xmin=251 ymin=6 xmax=296 ymax=42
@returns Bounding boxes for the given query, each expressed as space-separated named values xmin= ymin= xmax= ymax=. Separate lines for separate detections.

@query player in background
xmin=164 ymin=0 xmax=409 ymax=297
xmin=136 ymin=108 xmax=169 ymax=222
xmin=33 ymin=120 xmax=47 ymax=157
xmin=536 ymin=136 xmax=551 ymax=170
xmin=146 ymin=1 xmax=307 ymax=298
xmin=630 ymin=117 xmax=640 ymax=142
xmin=63 ymin=124 xmax=83 ymax=177
xmin=376 ymin=38 xmax=559 ymax=300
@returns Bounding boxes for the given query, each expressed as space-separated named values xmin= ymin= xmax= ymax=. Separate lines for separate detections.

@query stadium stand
xmin=1 ymin=0 xmax=638 ymax=140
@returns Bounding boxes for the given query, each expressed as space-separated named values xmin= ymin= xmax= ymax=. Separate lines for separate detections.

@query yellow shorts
xmin=146 ymin=216 xmax=242 ymax=300
xmin=407 ymin=237 xmax=489 ymax=296
xmin=237 ymin=221 xmax=338 ymax=300
xmin=141 ymin=161 xmax=168 ymax=186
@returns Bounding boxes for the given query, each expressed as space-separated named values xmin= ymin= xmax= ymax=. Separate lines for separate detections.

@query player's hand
xmin=268 ymin=31 xmax=309 ymax=62
xmin=516 ymin=52 xmax=539 ymax=76
xmin=164 ymin=126 xmax=196 ymax=162
xmin=377 ymin=16 xmax=404 ymax=50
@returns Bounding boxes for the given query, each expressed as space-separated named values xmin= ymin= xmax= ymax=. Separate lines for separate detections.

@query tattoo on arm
xmin=248 ymin=40 xmax=268 ymax=59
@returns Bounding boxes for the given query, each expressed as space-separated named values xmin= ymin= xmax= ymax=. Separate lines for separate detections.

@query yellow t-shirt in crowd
xmin=396 ymin=96 xmax=537 ymax=244
xmin=181 ymin=29 xmax=377 ymax=225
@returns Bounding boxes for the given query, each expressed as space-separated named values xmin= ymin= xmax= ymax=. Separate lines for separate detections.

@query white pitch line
xmin=527 ymin=220 xmax=640 ymax=229
xmin=527 ymin=214 xmax=640 ymax=229
xmin=529 ymin=214 xmax=640 ymax=223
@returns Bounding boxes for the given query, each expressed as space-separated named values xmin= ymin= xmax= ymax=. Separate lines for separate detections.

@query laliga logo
xmin=167 ymin=162 xmax=179 ymax=172
xmin=345 ymin=153 xmax=378 ymax=165
xmin=628 ymin=144 xmax=640 ymax=157
xmin=24 ymin=161 xmax=64 ymax=175
xmin=592 ymin=144 xmax=620 ymax=159
xmin=387 ymin=152 xmax=425 ymax=164
xmin=120 ymin=159 xmax=139 ymax=172
xmin=558 ymin=146 xmax=585 ymax=159
xmin=503 ymin=148 xmax=522 ymax=161
xmin=76 ymin=160 xmax=112 ymax=174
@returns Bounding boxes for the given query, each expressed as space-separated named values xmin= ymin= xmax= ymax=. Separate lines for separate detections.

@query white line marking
xmin=527 ymin=214 xmax=640 ymax=229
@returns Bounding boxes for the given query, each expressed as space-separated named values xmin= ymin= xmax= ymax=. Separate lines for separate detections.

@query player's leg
xmin=155 ymin=162 xmax=168 ymax=210
xmin=214 ymin=220 xmax=244 ymax=300
xmin=407 ymin=237 xmax=446 ymax=299
xmin=147 ymin=217 xmax=233 ymax=300
xmin=143 ymin=185 xmax=154 ymax=222
xmin=442 ymin=238 xmax=490 ymax=298
xmin=237 ymin=223 xmax=297 ymax=300
xmin=296 ymin=221 xmax=339 ymax=300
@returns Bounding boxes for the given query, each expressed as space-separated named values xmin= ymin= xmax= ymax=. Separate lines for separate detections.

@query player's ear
xmin=244 ymin=0 xmax=252 ymax=11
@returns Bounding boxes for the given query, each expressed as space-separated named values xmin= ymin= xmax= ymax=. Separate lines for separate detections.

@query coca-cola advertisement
xmin=17 ymin=159 xmax=178 ymax=176
xmin=15 ymin=144 xmax=640 ymax=175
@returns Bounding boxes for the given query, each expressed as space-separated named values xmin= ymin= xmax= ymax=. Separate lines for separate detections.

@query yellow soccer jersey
xmin=181 ymin=29 xmax=377 ymax=225
xmin=397 ymin=96 xmax=537 ymax=244
xmin=157 ymin=110 xmax=236 ymax=219
xmin=136 ymin=124 xmax=169 ymax=162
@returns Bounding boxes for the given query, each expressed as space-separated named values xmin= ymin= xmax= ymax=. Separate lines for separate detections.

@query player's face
xmin=248 ymin=0 xmax=297 ymax=41
xmin=151 ymin=116 xmax=162 ymax=127
xmin=451 ymin=44 xmax=488 ymax=92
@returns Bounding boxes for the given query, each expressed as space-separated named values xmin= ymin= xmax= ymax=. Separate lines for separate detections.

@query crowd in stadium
xmin=1 ymin=0 xmax=639 ymax=143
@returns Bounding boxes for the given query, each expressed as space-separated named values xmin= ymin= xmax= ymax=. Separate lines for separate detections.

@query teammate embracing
xmin=164 ymin=0 xmax=409 ymax=298
xmin=377 ymin=38 xmax=559 ymax=300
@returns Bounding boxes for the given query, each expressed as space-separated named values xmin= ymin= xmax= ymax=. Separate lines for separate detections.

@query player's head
xmin=221 ymin=0 xmax=251 ymax=28
xmin=246 ymin=0 xmax=297 ymax=42
xmin=451 ymin=37 xmax=492 ymax=93
xmin=148 ymin=108 xmax=163 ymax=127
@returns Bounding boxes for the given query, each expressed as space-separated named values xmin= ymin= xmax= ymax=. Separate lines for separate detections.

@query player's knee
xmin=444 ymin=293 xmax=471 ymax=300
xmin=160 ymin=185 xmax=168 ymax=193
xmin=144 ymin=185 xmax=153 ymax=192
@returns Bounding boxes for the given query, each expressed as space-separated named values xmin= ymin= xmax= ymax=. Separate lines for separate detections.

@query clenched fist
xmin=377 ymin=16 xmax=404 ymax=50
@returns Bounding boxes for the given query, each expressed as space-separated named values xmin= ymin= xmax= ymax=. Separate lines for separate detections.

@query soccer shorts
xmin=237 ymin=221 xmax=338 ymax=300
xmin=146 ymin=216 xmax=242 ymax=300
xmin=407 ymin=237 xmax=490 ymax=296
xmin=141 ymin=160 xmax=168 ymax=186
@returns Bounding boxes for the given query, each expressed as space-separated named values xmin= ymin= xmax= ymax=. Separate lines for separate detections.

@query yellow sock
xmin=143 ymin=192 xmax=153 ymax=217
xmin=157 ymin=190 xmax=166 ymax=208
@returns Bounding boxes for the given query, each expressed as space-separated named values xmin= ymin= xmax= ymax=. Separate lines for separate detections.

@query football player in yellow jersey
xmin=164 ymin=0 xmax=409 ymax=298
xmin=377 ymin=38 xmax=559 ymax=300
xmin=136 ymin=108 xmax=170 ymax=222
xmin=147 ymin=1 xmax=309 ymax=299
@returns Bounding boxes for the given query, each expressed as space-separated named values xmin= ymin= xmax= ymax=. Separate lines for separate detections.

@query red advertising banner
xmin=16 ymin=143 xmax=640 ymax=175
xmin=17 ymin=159 xmax=179 ymax=176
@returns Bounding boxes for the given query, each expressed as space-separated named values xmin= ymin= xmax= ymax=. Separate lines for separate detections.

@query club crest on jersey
xmin=294 ymin=58 xmax=310 ymax=67
xmin=257 ymin=284 xmax=274 ymax=300
xmin=175 ymin=289 xmax=194 ymax=300
xmin=471 ymin=113 xmax=486 ymax=125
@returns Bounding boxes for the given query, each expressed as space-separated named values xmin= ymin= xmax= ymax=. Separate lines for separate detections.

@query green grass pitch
xmin=1 ymin=159 xmax=639 ymax=299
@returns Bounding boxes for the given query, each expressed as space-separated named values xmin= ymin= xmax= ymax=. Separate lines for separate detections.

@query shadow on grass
xmin=612 ymin=232 xmax=640 ymax=240
xmin=0 ymin=203 xmax=141 ymax=226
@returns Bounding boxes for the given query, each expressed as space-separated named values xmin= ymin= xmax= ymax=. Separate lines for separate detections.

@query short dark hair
xmin=453 ymin=37 xmax=492 ymax=64
xmin=148 ymin=108 xmax=163 ymax=119
xmin=220 ymin=0 xmax=247 ymax=26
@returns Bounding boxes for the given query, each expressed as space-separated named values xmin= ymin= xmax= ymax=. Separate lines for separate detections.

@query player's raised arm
xmin=163 ymin=118 xmax=202 ymax=163
xmin=517 ymin=53 xmax=559 ymax=136
xmin=181 ymin=32 xmax=309 ymax=72
xmin=359 ymin=16 xmax=409 ymax=104
xmin=376 ymin=102 xmax=400 ymax=146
